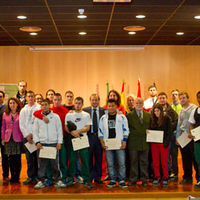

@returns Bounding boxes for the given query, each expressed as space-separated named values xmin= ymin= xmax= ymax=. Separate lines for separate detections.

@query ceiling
xmin=1 ymin=0 xmax=200 ymax=46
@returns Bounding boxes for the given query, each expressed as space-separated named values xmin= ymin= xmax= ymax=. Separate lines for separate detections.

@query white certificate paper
xmin=72 ymin=135 xmax=89 ymax=151
xmin=39 ymin=146 xmax=57 ymax=159
xmin=191 ymin=126 xmax=200 ymax=142
xmin=177 ymin=131 xmax=192 ymax=148
xmin=105 ymin=138 xmax=121 ymax=150
xmin=25 ymin=142 xmax=37 ymax=153
xmin=146 ymin=130 xmax=164 ymax=143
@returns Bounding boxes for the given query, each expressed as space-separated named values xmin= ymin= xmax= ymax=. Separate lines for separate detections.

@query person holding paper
xmin=176 ymin=92 xmax=199 ymax=185
xmin=33 ymin=93 xmax=69 ymax=187
xmin=33 ymin=98 xmax=63 ymax=189
xmin=189 ymin=91 xmax=200 ymax=188
xmin=99 ymin=99 xmax=129 ymax=188
xmin=83 ymin=94 xmax=105 ymax=184
xmin=1 ymin=97 xmax=23 ymax=183
xmin=126 ymin=98 xmax=151 ymax=187
xmin=65 ymin=96 xmax=92 ymax=188
xmin=149 ymin=104 xmax=171 ymax=187
xmin=19 ymin=90 xmax=40 ymax=185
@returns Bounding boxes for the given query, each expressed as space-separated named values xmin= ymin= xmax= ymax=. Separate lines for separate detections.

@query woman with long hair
xmin=126 ymin=94 xmax=135 ymax=113
xmin=1 ymin=97 xmax=23 ymax=183
xmin=148 ymin=103 xmax=171 ymax=187
xmin=104 ymin=90 xmax=126 ymax=114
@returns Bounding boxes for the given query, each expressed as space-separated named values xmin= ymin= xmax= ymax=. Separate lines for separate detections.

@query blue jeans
xmin=105 ymin=149 xmax=126 ymax=183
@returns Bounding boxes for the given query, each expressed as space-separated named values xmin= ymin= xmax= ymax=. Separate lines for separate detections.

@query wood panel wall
xmin=0 ymin=45 xmax=199 ymax=106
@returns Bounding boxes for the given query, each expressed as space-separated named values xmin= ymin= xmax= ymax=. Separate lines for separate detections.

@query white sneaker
xmin=34 ymin=181 xmax=45 ymax=189
xmin=54 ymin=180 xmax=66 ymax=188
xmin=76 ymin=176 xmax=84 ymax=184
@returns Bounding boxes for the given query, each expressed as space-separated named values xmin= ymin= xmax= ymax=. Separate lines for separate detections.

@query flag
xmin=137 ymin=79 xmax=141 ymax=97
xmin=106 ymin=81 xmax=109 ymax=94
xmin=121 ymin=81 xmax=125 ymax=106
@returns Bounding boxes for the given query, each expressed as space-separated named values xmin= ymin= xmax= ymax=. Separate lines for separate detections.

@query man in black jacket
xmin=158 ymin=92 xmax=178 ymax=180
xmin=83 ymin=94 xmax=105 ymax=183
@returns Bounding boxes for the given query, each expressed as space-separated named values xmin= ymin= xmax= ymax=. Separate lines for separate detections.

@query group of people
xmin=0 ymin=80 xmax=200 ymax=190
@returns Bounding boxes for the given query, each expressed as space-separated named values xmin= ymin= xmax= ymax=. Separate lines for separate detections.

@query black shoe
xmin=149 ymin=178 xmax=154 ymax=183
xmin=194 ymin=181 xmax=200 ymax=189
xmin=152 ymin=179 xmax=160 ymax=186
xmin=66 ymin=181 xmax=74 ymax=187
xmin=10 ymin=178 xmax=20 ymax=184
xmin=3 ymin=177 xmax=9 ymax=183
xmin=94 ymin=180 xmax=104 ymax=184
xmin=162 ymin=179 xmax=168 ymax=187
xmin=84 ymin=182 xmax=92 ymax=188
xmin=119 ymin=182 xmax=128 ymax=188
xmin=142 ymin=181 xmax=148 ymax=187
xmin=23 ymin=178 xmax=33 ymax=185
xmin=128 ymin=181 xmax=137 ymax=186
xmin=107 ymin=181 xmax=116 ymax=188
xmin=31 ymin=178 xmax=38 ymax=184
xmin=103 ymin=176 xmax=109 ymax=182
xmin=180 ymin=179 xmax=192 ymax=184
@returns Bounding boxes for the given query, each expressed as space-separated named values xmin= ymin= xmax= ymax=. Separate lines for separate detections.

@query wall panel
xmin=0 ymin=46 xmax=199 ymax=106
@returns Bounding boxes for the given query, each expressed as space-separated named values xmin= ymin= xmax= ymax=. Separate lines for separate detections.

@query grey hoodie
xmin=176 ymin=104 xmax=197 ymax=138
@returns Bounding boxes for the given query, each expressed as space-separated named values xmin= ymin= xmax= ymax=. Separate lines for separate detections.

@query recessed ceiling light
xmin=128 ymin=31 xmax=136 ymax=35
xmin=17 ymin=15 xmax=27 ymax=20
xmin=77 ymin=9 xmax=87 ymax=19
xmin=30 ymin=32 xmax=38 ymax=36
xmin=123 ymin=26 xmax=146 ymax=32
xmin=77 ymin=15 xmax=87 ymax=19
xmin=176 ymin=32 xmax=184 ymax=36
xmin=19 ymin=26 xmax=42 ymax=32
xmin=194 ymin=15 xmax=200 ymax=19
xmin=136 ymin=15 xmax=146 ymax=19
xmin=79 ymin=32 xmax=87 ymax=35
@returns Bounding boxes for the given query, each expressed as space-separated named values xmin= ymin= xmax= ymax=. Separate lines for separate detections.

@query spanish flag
xmin=121 ymin=81 xmax=125 ymax=106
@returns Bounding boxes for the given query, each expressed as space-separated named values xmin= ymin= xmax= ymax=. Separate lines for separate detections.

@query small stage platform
xmin=0 ymin=155 xmax=200 ymax=200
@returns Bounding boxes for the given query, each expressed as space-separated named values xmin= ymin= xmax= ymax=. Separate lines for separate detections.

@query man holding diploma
xmin=33 ymin=98 xmax=63 ymax=189
xmin=189 ymin=91 xmax=200 ymax=188
xmin=98 ymin=99 xmax=129 ymax=188
xmin=65 ymin=96 xmax=92 ymax=188
xmin=176 ymin=92 xmax=199 ymax=185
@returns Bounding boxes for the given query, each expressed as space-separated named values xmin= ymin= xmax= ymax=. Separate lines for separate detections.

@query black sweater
xmin=150 ymin=115 xmax=172 ymax=148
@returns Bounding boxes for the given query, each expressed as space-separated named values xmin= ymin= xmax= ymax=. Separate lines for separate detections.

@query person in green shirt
xmin=169 ymin=89 xmax=182 ymax=181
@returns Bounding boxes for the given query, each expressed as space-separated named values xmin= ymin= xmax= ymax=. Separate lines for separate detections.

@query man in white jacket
xmin=176 ymin=92 xmax=199 ymax=185
xmin=19 ymin=90 xmax=40 ymax=184
xmin=99 ymin=99 xmax=129 ymax=188
xmin=33 ymin=98 xmax=63 ymax=189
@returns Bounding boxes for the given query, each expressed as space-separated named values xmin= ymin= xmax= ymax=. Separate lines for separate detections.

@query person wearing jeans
xmin=99 ymin=99 xmax=129 ymax=188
